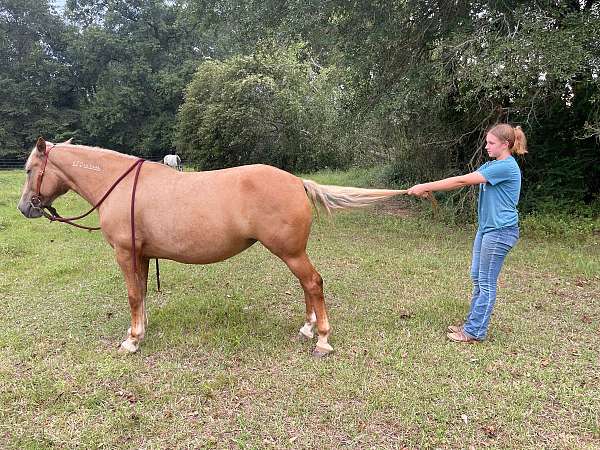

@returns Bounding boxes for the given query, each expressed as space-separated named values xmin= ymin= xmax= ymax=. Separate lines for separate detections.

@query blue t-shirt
xmin=476 ymin=156 xmax=521 ymax=233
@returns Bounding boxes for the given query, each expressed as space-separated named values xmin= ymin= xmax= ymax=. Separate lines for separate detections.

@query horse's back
xmin=185 ymin=164 xmax=310 ymax=222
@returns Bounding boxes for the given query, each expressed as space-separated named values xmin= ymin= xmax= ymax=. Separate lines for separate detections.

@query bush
xmin=520 ymin=212 xmax=600 ymax=240
xmin=175 ymin=44 xmax=352 ymax=172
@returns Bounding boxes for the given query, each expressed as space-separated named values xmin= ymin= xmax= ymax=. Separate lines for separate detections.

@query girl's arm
xmin=407 ymin=172 xmax=487 ymax=197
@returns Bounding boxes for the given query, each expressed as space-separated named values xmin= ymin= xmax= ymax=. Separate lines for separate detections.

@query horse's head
xmin=18 ymin=137 xmax=71 ymax=218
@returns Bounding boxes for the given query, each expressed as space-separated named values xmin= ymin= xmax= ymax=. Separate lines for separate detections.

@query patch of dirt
xmin=373 ymin=197 xmax=414 ymax=217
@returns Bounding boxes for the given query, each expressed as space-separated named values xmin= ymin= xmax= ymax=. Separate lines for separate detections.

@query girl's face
xmin=485 ymin=132 xmax=510 ymax=159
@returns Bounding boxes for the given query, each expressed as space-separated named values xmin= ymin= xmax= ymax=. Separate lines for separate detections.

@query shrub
xmin=175 ymin=44 xmax=351 ymax=172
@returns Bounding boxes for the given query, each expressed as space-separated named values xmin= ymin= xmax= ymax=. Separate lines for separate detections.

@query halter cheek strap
xmin=30 ymin=144 xmax=56 ymax=208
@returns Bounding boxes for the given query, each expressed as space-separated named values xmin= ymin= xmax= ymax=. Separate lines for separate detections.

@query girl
xmin=407 ymin=124 xmax=527 ymax=342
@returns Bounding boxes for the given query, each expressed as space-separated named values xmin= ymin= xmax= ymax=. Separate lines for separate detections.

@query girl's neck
xmin=495 ymin=151 xmax=512 ymax=161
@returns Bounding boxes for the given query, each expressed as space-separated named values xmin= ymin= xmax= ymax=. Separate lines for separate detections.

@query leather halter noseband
xmin=31 ymin=145 xmax=158 ymax=288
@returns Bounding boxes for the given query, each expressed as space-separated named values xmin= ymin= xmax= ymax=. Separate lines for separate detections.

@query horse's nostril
xmin=30 ymin=195 xmax=42 ymax=208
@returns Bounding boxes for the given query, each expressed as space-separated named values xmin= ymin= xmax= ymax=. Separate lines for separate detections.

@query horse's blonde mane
xmin=57 ymin=143 xmax=137 ymax=160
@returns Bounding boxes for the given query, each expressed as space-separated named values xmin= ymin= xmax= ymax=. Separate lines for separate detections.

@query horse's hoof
xmin=297 ymin=332 xmax=311 ymax=341
xmin=118 ymin=338 xmax=139 ymax=354
xmin=312 ymin=343 xmax=333 ymax=358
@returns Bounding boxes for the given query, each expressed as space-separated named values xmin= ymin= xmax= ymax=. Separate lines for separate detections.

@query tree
xmin=0 ymin=0 xmax=78 ymax=157
xmin=307 ymin=0 xmax=600 ymax=213
xmin=64 ymin=0 xmax=207 ymax=156
xmin=429 ymin=1 xmax=600 ymax=212
xmin=176 ymin=44 xmax=348 ymax=171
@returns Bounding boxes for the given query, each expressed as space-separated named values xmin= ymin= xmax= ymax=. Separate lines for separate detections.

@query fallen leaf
xmin=117 ymin=390 xmax=137 ymax=404
xmin=461 ymin=414 xmax=468 ymax=425
xmin=482 ymin=424 xmax=498 ymax=438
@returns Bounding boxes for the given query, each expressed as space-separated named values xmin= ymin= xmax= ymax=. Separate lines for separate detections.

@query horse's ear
xmin=36 ymin=137 xmax=46 ymax=154
xmin=62 ymin=138 xmax=73 ymax=144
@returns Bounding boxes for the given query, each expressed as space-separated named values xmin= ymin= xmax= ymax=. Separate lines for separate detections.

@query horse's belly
xmin=146 ymin=234 xmax=255 ymax=265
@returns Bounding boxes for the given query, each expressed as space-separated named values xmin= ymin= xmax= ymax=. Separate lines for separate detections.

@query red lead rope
xmin=130 ymin=159 xmax=144 ymax=274
xmin=38 ymin=158 xmax=145 ymax=230
xmin=34 ymin=152 xmax=160 ymax=291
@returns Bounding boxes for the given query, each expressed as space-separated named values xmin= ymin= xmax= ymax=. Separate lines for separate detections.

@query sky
xmin=53 ymin=0 xmax=66 ymax=12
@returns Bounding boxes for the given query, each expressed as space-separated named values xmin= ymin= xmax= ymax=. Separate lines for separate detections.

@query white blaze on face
xmin=17 ymin=148 xmax=42 ymax=217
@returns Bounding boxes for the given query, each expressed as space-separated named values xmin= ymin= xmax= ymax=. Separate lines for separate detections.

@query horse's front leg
xmin=298 ymin=300 xmax=316 ymax=340
xmin=115 ymin=248 xmax=148 ymax=353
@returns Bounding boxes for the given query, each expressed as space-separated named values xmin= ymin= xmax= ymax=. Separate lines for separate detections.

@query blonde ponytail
xmin=512 ymin=126 xmax=528 ymax=155
xmin=489 ymin=123 xmax=528 ymax=156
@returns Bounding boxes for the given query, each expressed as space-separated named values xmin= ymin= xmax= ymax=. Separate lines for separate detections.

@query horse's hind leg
xmin=283 ymin=252 xmax=333 ymax=356
xmin=115 ymin=248 xmax=149 ymax=353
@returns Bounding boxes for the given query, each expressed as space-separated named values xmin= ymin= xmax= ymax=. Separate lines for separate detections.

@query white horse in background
xmin=163 ymin=153 xmax=182 ymax=171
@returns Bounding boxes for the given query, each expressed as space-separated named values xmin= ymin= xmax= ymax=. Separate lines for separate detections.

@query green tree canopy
xmin=0 ymin=0 xmax=78 ymax=157
xmin=176 ymin=44 xmax=349 ymax=172
xmin=64 ymin=0 xmax=209 ymax=157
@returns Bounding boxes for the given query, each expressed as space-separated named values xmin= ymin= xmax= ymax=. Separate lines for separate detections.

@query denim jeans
xmin=463 ymin=226 xmax=519 ymax=340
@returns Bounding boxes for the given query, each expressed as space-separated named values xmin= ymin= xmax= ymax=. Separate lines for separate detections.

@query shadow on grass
xmin=144 ymin=290 xmax=297 ymax=355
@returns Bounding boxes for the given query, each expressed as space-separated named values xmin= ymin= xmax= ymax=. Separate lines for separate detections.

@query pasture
xmin=1 ymin=169 xmax=598 ymax=449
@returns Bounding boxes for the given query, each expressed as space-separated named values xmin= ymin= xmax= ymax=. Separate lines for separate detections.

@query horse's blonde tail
xmin=302 ymin=179 xmax=408 ymax=215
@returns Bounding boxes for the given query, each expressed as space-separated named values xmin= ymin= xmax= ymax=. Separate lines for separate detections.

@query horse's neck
xmin=52 ymin=145 xmax=137 ymax=206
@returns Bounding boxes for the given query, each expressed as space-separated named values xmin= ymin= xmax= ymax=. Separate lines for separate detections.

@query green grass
xmin=1 ymin=169 xmax=599 ymax=449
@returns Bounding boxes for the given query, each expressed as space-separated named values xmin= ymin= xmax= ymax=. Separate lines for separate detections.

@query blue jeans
xmin=463 ymin=226 xmax=519 ymax=340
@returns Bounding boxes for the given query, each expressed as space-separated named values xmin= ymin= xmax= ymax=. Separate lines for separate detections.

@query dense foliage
xmin=176 ymin=45 xmax=349 ymax=171
xmin=1 ymin=0 xmax=598 ymax=214
xmin=0 ymin=0 xmax=78 ymax=157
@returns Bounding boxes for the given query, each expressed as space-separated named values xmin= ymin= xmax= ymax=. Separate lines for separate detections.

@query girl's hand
xmin=407 ymin=184 xmax=431 ymax=198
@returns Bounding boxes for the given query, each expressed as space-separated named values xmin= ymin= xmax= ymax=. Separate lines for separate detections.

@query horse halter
xmin=29 ymin=145 xmax=146 ymax=231
xmin=30 ymin=144 xmax=56 ymax=209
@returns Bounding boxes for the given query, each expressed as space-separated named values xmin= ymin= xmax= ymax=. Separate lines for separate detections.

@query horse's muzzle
xmin=17 ymin=197 xmax=44 ymax=218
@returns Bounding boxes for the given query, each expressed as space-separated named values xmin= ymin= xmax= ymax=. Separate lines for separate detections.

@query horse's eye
xmin=26 ymin=169 xmax=32 ymax=175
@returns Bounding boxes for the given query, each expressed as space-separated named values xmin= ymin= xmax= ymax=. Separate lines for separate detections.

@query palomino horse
xmin=18 ymin=138 xmax=407 ymax=356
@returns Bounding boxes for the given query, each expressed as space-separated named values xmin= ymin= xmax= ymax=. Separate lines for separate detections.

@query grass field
xmin=1 ymin=169 xmax=599 ymax=449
